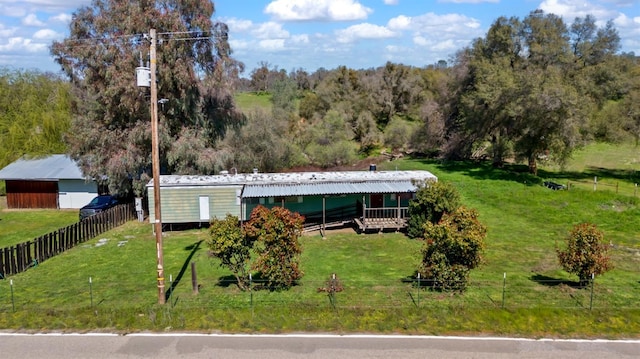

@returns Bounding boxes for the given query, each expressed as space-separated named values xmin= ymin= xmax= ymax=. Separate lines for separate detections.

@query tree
xmin=406 ymin=180 xmax=461 ymax=239
xmin=224 ymin=108 xmax=307 ymax=172
xmin=302 ymin=110 xmax=358 ymax=168
xmin=51 ymin=0 xmax=243 ymax=196
xmin=0 ymin=69 xmax=71 ymax=169
xmin=557 ymin=222 xmax=612 ymax=287
xmin=244 ymin=206 xmax=305 ymax=290
xmin=418 ymin=206 xmax=487 ymax=291
xmin=456 ymin=11 xmax=622 ymax=174
xmin=206 ymin=214 xmax=255 ymax=290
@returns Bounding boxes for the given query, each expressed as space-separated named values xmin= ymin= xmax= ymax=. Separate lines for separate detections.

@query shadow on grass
xmin=216 ymin=275 xmax=238 ymax=288
xmin=530 ymin=273 xmax=581 ymax=288
xmin=415 ymin=159 xmax=543 ymax=186
xmin=412 ymin=158 xmax=639 ymax=187
xmin=165 ymin=240 xmax=203 ymax=302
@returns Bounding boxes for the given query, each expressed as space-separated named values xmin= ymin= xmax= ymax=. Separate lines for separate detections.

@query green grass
xmin=0 ymin=209 xmax=79 ymax=247
xmin=1 ymin=142 xmax=639 ymax=336
xmin=234 ymin=92 xmax=272 ymax=113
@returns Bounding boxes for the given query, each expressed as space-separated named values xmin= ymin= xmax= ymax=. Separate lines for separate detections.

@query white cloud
xmin=0 ymin=4 xmax=26 ymax=17
xmin=265 ymin=0 xmax=372 ymax=21
xmin=0 ymin=37 xmax=47 ymax=53
xmin=252 ymin=21 xmax=290 ymax=39
xmin=0 ymin=0 xmax=91 ymax=13
xmin=388 ymin=12 xmax=481 ymax=40
xmin=0 ymin=25 xmax=17 ymax=37
xmin=224 ymin=18 xmax=254 ymax=33
xmin=22 ymin=13 xmax=45 ymax=27
xmin=539 ymin=0 xmax=615 ymax=20
xmin=33 ymin=28 xmax=60 ymax=40
xmin=50 ymin=13 xmax=72 ymax=24
xmin=387 ymin=15 xmax=411 ymax=30
xmin=335 ymin=23 xmax=398 ymax=43
xmin=384 ymin=0 xmax=399 ymax=4
xmin=259 ymin=38 xmax=286 ymax=51
xmin=437 ymin=0 xmax=498 ymax=3
xmin=291 ymin=34 xmax=310 ymax=44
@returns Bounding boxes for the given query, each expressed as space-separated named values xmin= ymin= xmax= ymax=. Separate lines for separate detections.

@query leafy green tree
xmin=557 ymin=222 xmax=612 ymax=287
xmin=0 ymin=69 xmax=70 ymax=169
xmin=303 ymin=110 xmax=358 ymax=168
xmin=225 ymin=108 xmax=307 ymax=172
xmin=456 ymin=11 xmax=623 ymax=174
xmin=418 ymin=206 xmax=487 ymax=291
xmin=206 ymin=214 xmax=255 ymax=290
xmin=384 ymin=117 xmax=413 ymax=152
xmin=407 ymin=180 xmax=461 ymax=239
xmin=51 ymin=0 xmax=242 ymax=196
xmin=244 ymin=206 xmax=304 ymax=290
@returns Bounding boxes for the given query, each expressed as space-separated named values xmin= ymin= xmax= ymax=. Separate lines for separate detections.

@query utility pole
xmin=150 ymin=29 xmax=165 ymax=305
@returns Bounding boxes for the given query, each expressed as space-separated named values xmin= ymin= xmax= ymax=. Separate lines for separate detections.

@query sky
xmin=0 ymin=0 xmax=638 ymax=76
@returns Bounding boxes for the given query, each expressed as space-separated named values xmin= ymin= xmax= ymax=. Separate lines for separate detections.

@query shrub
xmin=418 ymin=206 xmax=487 ymax=291
xmin=557 ymin=222 xmax=613 ymax=287
xmin=407 ymin=179 xmax=461 ymax=239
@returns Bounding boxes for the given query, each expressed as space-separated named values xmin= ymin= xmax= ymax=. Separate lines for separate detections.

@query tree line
xmin=1 ymin=1 xmax=639 ymax=197
xmin=240 ymin=10 xmax=639 ymax=175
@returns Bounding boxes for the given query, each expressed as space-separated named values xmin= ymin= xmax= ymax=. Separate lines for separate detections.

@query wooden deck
xmin=354 ymin=217 xmax=407 ymax=233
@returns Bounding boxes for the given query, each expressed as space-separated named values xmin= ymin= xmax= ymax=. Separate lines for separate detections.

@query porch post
xmin=322 ymin=196 xmax=326 ymax=233
xmin=397 ymin=193 xmax=401 ymax=224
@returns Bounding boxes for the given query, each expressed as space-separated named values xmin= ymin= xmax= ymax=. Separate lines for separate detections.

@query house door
xmin=370 ymin=194 xmax=384 ymax=208
xmin=199 ymin=196 xmax=210 ymax=222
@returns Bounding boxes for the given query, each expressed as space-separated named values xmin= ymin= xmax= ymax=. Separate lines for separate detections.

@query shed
xmin=147 ymin=170 xmax=436 ymax=230
xmin=0 ymin=155 xmax=97 ymax=209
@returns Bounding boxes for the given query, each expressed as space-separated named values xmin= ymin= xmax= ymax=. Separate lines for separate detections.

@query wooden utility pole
xmin=150 ymin=29 xmax=165 ymax=305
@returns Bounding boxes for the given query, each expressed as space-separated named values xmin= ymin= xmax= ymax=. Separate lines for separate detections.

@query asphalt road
xmin=0 ymin=333 xmax=638 ymax=358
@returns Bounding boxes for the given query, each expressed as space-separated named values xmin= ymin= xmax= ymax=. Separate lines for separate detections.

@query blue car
xmin=79 ymin=195 xmax=119 ymax=221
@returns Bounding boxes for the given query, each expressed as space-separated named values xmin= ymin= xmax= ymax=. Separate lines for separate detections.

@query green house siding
xmin=148 ymin=185 xmax=242 ymax=223
xmin=244 ymin=194 xmax=365 ymax=220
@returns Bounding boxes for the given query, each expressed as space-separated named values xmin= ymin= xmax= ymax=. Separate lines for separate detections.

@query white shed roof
xmin=151 ymin=170 xmax=436 ymax=197
xmin=0 ymin=155 xmax=87 ymax=181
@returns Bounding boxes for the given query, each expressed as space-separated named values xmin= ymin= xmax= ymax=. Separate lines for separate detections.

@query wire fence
xmin=1 ymin=275 xmax=638 ymax=314
xmin=563 ymin=177 xmax=640 ymax=197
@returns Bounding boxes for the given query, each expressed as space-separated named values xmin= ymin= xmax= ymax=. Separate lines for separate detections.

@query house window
xmin=275 ymin=196 xmax=303 ymax=203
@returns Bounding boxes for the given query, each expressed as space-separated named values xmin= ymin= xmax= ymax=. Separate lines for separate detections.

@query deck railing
xmin=362 ymin=206 xmax=408 ymax=222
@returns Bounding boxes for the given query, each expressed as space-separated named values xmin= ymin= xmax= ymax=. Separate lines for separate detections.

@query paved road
xmin=0 ymin=333 xmax=638 ymax=358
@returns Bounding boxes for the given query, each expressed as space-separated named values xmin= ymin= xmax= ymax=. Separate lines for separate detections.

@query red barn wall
xmin=6 ymin=180 xmax=58 ymax=209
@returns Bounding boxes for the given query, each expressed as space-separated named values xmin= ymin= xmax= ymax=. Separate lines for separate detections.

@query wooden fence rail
xmin=0 ymin=203 xmax=135 ymax=279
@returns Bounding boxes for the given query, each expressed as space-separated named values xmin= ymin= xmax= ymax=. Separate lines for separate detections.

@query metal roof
xmin=242 ymin=180 xmax=418 ymax=198
xmin=151 ymin=170 xmax=436 ymax=197
xmin=0 ymin=155 xmax=87 ymax=181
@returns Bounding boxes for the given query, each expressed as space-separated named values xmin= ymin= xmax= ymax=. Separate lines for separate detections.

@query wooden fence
xmin=0 ymin=203 xmax=135 ymax=279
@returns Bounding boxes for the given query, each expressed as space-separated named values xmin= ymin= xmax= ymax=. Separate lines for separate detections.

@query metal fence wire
xmin=1 ymin=275 xmax=638 ymax=313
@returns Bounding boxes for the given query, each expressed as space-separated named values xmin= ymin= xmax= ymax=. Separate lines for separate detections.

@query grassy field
xmin=234 ymin=92 xmax=272 ymax=113
xmin=0 ymin=208 xmax=79 ymax=247
xmin=0 ymin=143 xmax=639 ymax=337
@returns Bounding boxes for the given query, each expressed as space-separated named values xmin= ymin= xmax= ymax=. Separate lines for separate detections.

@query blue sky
xmin=0 ymin=0 xmax=638 ymax=76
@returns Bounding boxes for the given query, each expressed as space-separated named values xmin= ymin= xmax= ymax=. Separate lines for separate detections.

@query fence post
xmin=10 ymin=279 xmax=15 ymax=312
xmin=89 ymin=276 xmax=93 ymax=308
xmin=502 ymin=272 xmax=506 ymax=309
xmin=417 ymin=272 xmax=420 ymax=307
xmin=249 ymin=273 xmax=253 ymax=318
xmin=593 ymin=176 xmax=597 ymax=191
xmin=589 ymin=273 xmax=595 ymax=311
xmin=635 ymin=183 xmax=638 ymax=197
